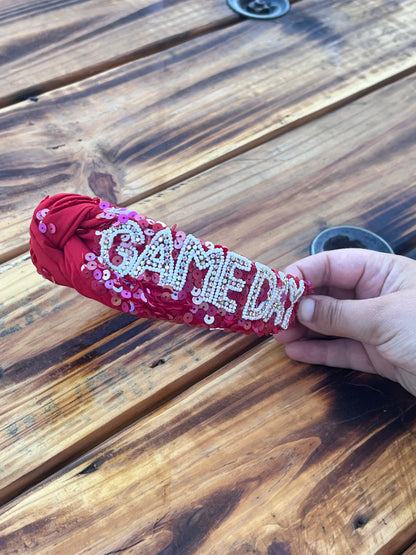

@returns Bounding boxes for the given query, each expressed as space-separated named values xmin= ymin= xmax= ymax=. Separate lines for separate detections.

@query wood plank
xmin=0 ymin=340 xmax=414 ymax=554
xmin=0 ymin=257 xmax=259 ymax=505
xmin=0 ymin=0 xmax=235 ymax=107
xmin=1 ymin=0 xmax=415 ymax=262
xmin=0 ymin=74 xmax=415 ymax=504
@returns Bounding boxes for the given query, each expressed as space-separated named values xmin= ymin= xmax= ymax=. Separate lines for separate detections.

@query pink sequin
xmin=86 ymin=261 xmax=97 ymax=270
xmin=184 ymin=313 xmax=193 ymax=324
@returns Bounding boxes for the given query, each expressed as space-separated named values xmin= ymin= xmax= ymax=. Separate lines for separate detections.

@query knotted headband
xmin=30 ymin=193 xmax=311 ymax=336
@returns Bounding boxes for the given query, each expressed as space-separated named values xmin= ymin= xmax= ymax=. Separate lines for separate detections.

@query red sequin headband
xmin=29 ymin=193 xmax=311 ymax=336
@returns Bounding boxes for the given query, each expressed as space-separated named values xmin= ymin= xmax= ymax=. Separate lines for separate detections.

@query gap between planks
xmin=0 ymin=16 xmax=239 ymax=110
xmin=399 ymin=541 xmax=416 ymax=555
xmin=3 ymin=64 xmax=416 ymax=267
xmin=2 ymin=0 xmax=416 ymax=265
xmin=1 ymin=71 xmax=414 ymax=504
xmin=0 ymin=340 xmax=415 ymax=553
xmin=0 ymin=335 xmax=265 ymax=507
xmin=114 ymin=64 xmax=416 ymax=208
xmin=0 ymin=0 xmax=306 ymax=110
xmin=2 ymin=237 xmax=415 ymax=505
xmin=376 ymin=520 xmax=416 ymax=555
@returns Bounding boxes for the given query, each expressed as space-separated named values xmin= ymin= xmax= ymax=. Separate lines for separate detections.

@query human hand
xmin=275 ymin=248 xmax=416 ymax=397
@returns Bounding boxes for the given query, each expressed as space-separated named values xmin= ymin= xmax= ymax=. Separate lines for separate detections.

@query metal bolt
xmin=310 ymin=226 xmax=394 ymax=255
xmin=227 ymin=0 xmax=290 ymax=20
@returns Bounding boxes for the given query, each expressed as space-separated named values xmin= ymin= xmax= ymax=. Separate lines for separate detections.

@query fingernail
xmin=298 ymin=297 xmax=315 ymax=322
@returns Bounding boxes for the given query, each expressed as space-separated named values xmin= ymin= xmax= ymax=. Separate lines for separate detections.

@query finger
xmin=297 ymin=295 xmax=383 ymax=345
xmin=285 ymin=338 xmax=378 ymax=374
xmin=274 ymin=326 xmax=323 ymax=345
xmin=274 ymin=328 xmax=303 ymax=344
xmin=285 ymin=249 xmax=394 ymax=295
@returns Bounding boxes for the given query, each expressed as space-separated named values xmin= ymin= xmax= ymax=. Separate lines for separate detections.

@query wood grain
xmin=0 ymin=73 xmax=415 ymax=505
xmin=0 ymin=0 xmax=236 ymax=107
xmin=1 ymin=0 xmax=415 ymax=262
xmin=0 ymin=257 xmax=259 ymax=505
xmin=0 ymin=341 xmax=414 ymax=554
xmin=1 ymin=0 xmax=415 ymax=552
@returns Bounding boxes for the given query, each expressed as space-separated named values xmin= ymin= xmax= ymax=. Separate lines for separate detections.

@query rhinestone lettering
xmin=85 ymin=209 xmax=308 ymax=334
xmin=96 ymin=220 xmax=145 ymax=276
xmin=212 ymin=252 xmax=251 ymax=313
xmin=132 ymin=228 xmax=174 ymax=284
xmin=169 ymin=234 xmax=225 ymax=300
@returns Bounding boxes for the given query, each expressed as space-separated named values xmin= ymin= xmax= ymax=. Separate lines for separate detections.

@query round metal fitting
xmin=227 ymin=0 xmax=290 ymax=20
xmin=310 ymin=226 xmax=394 ymax=255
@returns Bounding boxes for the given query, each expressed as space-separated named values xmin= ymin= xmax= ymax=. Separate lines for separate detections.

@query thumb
xmin=297 ymin=295 xmax=382 ymax=344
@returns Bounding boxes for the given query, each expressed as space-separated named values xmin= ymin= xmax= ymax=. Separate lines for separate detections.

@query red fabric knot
xmin=29 ymin=193 xmax=311 ymax=335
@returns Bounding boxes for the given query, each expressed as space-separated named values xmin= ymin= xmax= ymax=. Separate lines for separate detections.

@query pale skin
xmin=275 ymin=249 xmax=416 ymax=397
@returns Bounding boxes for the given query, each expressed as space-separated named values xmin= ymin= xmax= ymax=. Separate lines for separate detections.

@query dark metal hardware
xmin=310 ymin=226 xmax=394 ymax=255
xmin=227 ymin=0 xmax=290 ymax=20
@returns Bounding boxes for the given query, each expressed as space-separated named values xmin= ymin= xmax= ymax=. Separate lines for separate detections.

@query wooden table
xmin=0 ymin=0 xmax=416 ymax=553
